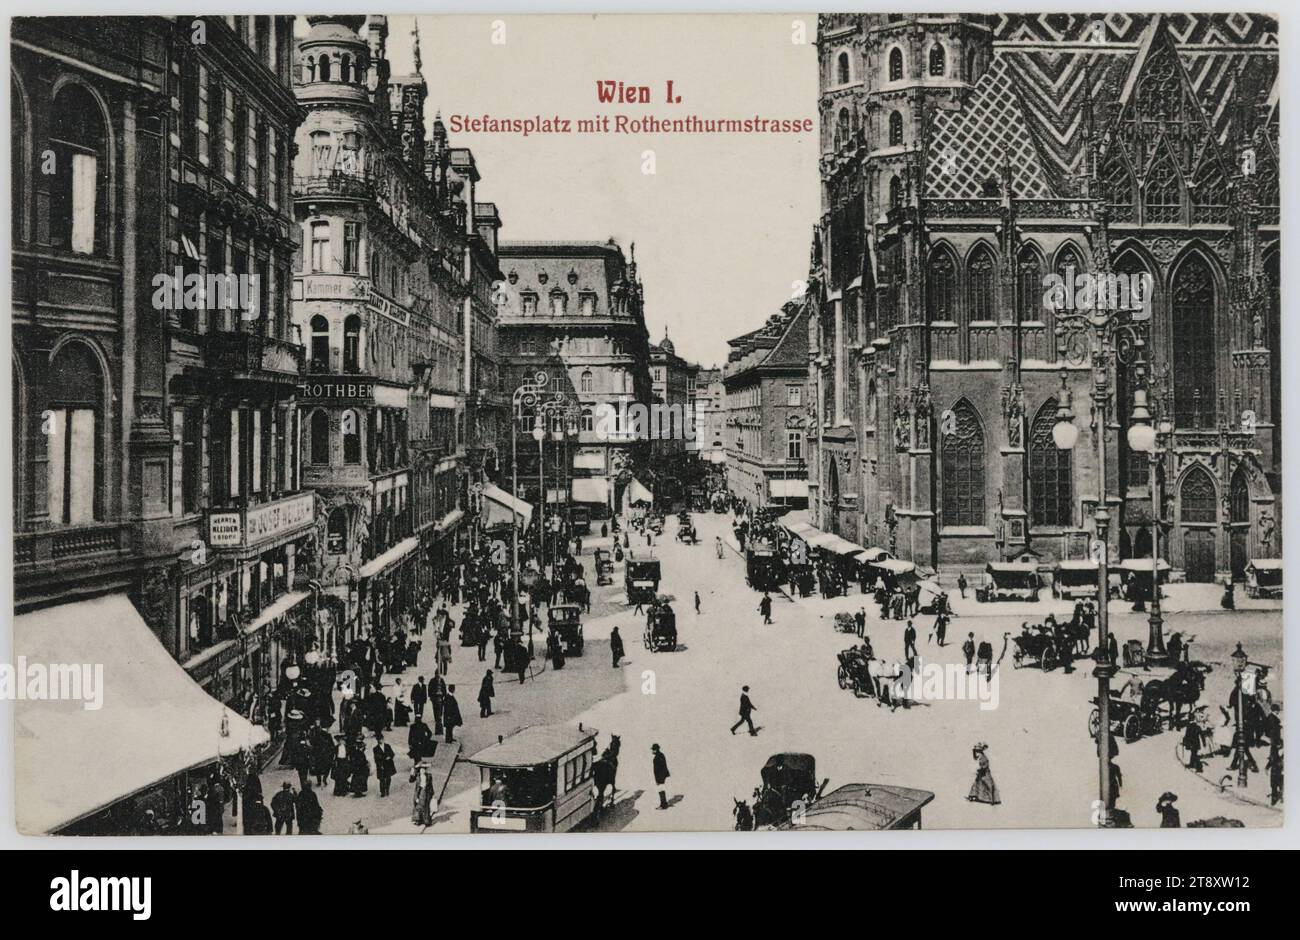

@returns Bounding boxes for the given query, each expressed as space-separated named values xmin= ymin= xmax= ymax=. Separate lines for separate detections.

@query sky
xmin=376 ymin=14 xmax=822 ymax=367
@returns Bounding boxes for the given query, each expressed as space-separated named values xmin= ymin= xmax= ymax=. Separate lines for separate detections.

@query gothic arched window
xmin=1048 ymin=244 xmax=1086 ymax=357
xmin=1016 ymin=245 xmax=1043 ymax=324
xmin=1143 ymin=146 xmax=1181 ymax=223
xmin=888 ymin=47 xmax=904 ymax=82
xmin=581 ymin=370 xmax=593 ymax=393
xmin=1114 ymin=252 xmax=1152 ymax=487
xmin=1171 ymin=254 xmax=1216 ymax=428
xmin=889 ymin=110 xmax=904 ymax=146
xmin=1029 ymin=398 xmax=1072 ymax=527
xmin=941 ymin=400 xmax=985 ymax=527
xmin=1180 ymin=466 xmax=1217 ymax=523
xmin=964 ymin=245 xmax=996 ymax=361
xmin=836 ymin=51 xmax=851 ymax=85
xmin=835 ymin=108 xmax=850 ymax=148
xmin=889 ymin=175 xmax=903 ymax=209
xmin=309 ymin=410 xmax=330 ymax=465
xmin=929 ymin=43 xmax=946 ymax=76
xmin=1229 ymin=468 xmax=1250 ymax=524
xmin=926 ymin=246 xmax=957 ymax=324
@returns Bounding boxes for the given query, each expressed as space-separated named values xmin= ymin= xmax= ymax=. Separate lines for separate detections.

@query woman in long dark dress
xmin=330 ymin=738 xmax=350 ymax=796
xmin=967 ymin=743 xmax=1000 ymax=805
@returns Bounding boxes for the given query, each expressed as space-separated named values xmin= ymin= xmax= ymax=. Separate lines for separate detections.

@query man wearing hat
xmin=271 ymin=782 xmax=297 ymax=835
xmin=1156 ymin=792 xmax=1180 ymax=828
xmin=651 ymin=744 xmax=671 ymax=810
xmin=730 ymin=686 xmax=758 ymax=736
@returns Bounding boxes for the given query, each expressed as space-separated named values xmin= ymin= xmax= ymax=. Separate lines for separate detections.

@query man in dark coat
xmin=246 ymin=796 xmax=274 ymax=835
xmin=962 ymin=633 xmax=976 ymax=673
xmin=758 ymin=593 xmax=773 ymax=624
xmin=903 ymin=620 xmax=918 ymax=660
xmin=478 ymin=671 xmax=495 ymax=718
xmin=730 ymin=686 xmax=758 ymax=736
xmin=271 ymin=782 xmax=296 ymax=835
xmin=610 ymin=627 xmax=625 ymax=668
xmin=429 ymin=672 xmax=448 ymax=734
xmin=296 ymin=780 xmax=323 ymax=834
xmin=373 ymin=733 xmax=396 ymax=797
xmin=349 ymin=745 xmax=370 ymax=797
xmin=407 ymin=718 xmax=435 ymax=761
xmin=410 ymin=676 xmax=428 ymax=722
xmin=652 ymin=744 xmax=671 ymax=810
xmin=442 ymin=686 xmax=463 ymax=744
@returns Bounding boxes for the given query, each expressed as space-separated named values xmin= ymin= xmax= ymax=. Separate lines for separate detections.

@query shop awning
xmin=769 ymin=479 xmax=809 ymax=498
xmin=14 ymin=593 xmax=270 ymax=834
xmin=876 ymin=559 xmax=917 ymax=574
xmin=856 ymin=547 xmax=892 ymax=563
xmin=805 ymin=531 xmax=840 ymax=549
xmin=824 ymin=537 xmax=867 ymax=556
xmin=628 ymin=478 xmax=654 ymax=504
xmin=435 ymin=508 xmax=465 ymax=533
xmin=243 ymin=589 xmax=312 ymax=635
xmin=572 ymin=477 xmax=611 ymax=504
xmin=359 ymin=536 xmax=419 ymax=579
xmin=481 ymin=484 xmax=533 ymax=529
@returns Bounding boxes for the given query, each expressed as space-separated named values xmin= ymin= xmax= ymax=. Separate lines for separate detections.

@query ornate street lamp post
xmin=1051 ymin=297 xmax=1148 ymax=827
xmin=1231 ymin=642 xmax=1253 ymax=788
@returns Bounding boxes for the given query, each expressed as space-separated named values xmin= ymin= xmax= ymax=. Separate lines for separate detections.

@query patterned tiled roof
xmin=924 ymin=56 xmax=1053 ymax=199
xmin=928 ymin=13 xmax=1278 ymax=200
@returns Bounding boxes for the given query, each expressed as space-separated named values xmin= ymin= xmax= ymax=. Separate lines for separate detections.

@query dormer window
xmin=550 ymin=290 xmax=568 ymax=316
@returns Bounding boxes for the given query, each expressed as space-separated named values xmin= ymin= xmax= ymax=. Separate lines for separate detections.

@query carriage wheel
xmin=1088 ymin=709 xmax=1101 ymax=739
xmin=837 ymin=665 xmax=849 ymax=690
xmin=1013 ymin=650 xmax=1024 ymax=669
xmin=1174 ymin=743 xmax=1187 ymax=768
xmin=1123 ymin=714 xmax=1143 ymax=743
xmin=1042 ymin=643 xmax=1058 ymax=671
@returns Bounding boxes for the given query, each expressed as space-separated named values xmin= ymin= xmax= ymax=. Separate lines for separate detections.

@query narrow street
xmin=248 ymin=511 xmax=1282 ymax=835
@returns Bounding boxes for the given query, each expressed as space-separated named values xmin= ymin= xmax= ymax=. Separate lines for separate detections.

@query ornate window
xmin=1229 ymin=468 xmax=1250 ymax=524
xmin=888 ymin=110 xmax=904 ymax=146
xmin=580 ymin=370 xmax=593 ymax=393
xmin=1016 ymin=245 xmax=1042 ymax=324
xmin=889 ymin=175 xmax=902 ymax=209
xmin=549 ymin=290 xmax=568 ymax=316
xmin=1171 ymin=254 xmax=1216 ymax=428
xmin=964 ymin=245 xmax=995 ymax=362
xmin=1049 ymin=245 xmax=1085 ymax=357
xmin=1143 ymin=146 xmax=1181 ymax=224
xmin=49 ymin=84 xmax=107 ymax=255
xmin=342 ymin=410 xmax=361 ymax=464
xmin=929 ymin=43 xmax=946 ymax=76
xmin=520 ymin=292 xmax=538 ymax=316
xmin=941 ymin=400 xmax=985 ymax=527
xmin=1114 ymin=252 xmax=1152 ymax=487
xmin=1180 ymin=466 xmax=1217 ymax=523
xmin=836 ymin=51 xmax=851 ymax=85
xmin=835 ymin=108 xmax=850 ymax=148
xmin=40 ymin=343 xmax=104 ymax=524
xmin=1029 ymin=399 xmax=1072 ymax=527
xmin=926 ymin=245 xmax=957 ymax=324
xmin=343 ymin=315 xmax=361 ymax=373
xmin=310 ymin=315 xmax=330 ymax=371
xmin=888 ymin=47 xmax=904 ymax=82
xmin=309 ymin=410 xmax=330 ymax=465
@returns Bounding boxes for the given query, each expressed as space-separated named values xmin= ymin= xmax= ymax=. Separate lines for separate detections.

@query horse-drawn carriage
xmin=468 ymin=724 xmax=599 ymax=833
xmin=643 ymin=600 xmax=678 ymax=653
xmin=833 ymin=611 xmax=858 ymax=634
xmin=1089 ymin=661 xmax=1211 ymax=743
xmin=594 ymin=548 xmax=614 ymax=586
xmin=744 ymin=753 xmax=828 ymax=829
xmin=547 ymin=604 xmax=585 ymax=656
xmin=1010 ymin=619 xmax=1090 ymax=670
xmin=746 ymin=537 xmax=785 ymax=592
xmin=976 ymin=562 xmax=1041 ymax=602
xmin=836 ymin=645 xmax=874 ymax=697
xmin=625 ymin=557 xmax=661 ymax=606
xmin=676 ymin=522 xmax=698 ymax=544
xmin=1245 ymin=559 xmax=1283 ymax=599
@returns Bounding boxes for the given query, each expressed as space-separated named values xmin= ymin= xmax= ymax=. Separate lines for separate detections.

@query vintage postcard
xmin=7 ymin=11 xmax=1283 ymax=837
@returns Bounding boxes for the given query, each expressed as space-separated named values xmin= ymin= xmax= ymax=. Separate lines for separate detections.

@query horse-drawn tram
xmin=468 ymin=724 xmax=599 ymax=833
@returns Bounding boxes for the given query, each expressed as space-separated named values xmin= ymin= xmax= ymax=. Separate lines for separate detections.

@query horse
xmin=592 ymin=734 xmax=621 ymax=815
xmin=733 ymin=798 xmax=754 ymax=831
xmin=1144 ymin=661 xmax=1211 ymax=729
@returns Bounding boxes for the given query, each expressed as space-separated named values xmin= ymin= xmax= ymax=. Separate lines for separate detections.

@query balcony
xmin=294 ymin=171 xmax=373 ymax=201
xmin=206 ymin=331 xmax=304 ymax=381
xmin=15 ymin=523 xmax=129 ymax=568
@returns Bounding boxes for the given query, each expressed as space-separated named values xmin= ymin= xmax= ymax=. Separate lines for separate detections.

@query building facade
xmin=495 ymin=240 xmax=654 ymax=519
xmin=724 ymin=302 xmax=811 ymax=510
xmin=808 ymin=12 xmax=1280 ymax=578
xmin=689 ymin=365 xmax=727 ymax=466
xmin=13 ymin=15 xmax=311 ymax=713
xmin=649 ymin=330 xmax=692 ymax=461
xmin=291 ymin=15 xmax=476 ymax=648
